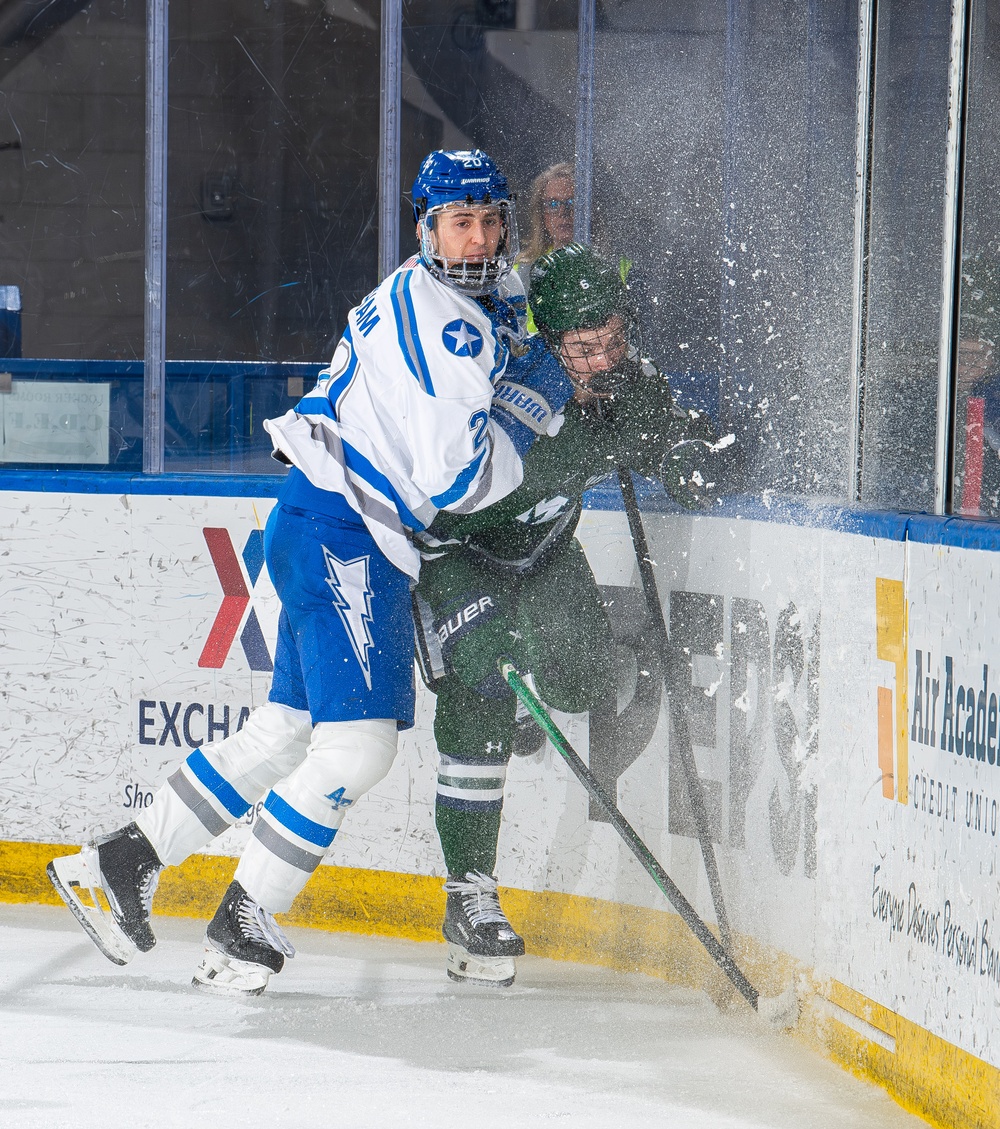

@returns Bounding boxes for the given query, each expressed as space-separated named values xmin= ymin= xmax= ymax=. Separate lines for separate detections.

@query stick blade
xmin=756 ymin=985 xmax=799 ymax=1029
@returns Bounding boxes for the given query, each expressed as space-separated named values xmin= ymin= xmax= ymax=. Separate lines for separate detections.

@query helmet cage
xmin=554 ymin=312 xmax=641 ymax=399
xmin=417 ymin=198 xmax=519 ymax=296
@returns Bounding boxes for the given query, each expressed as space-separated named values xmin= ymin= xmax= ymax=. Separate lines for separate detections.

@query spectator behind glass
xmin=522 ymin=161 xmax=575 ymax=268
xmin=955 ymin=244 xmax=1000 ymax=515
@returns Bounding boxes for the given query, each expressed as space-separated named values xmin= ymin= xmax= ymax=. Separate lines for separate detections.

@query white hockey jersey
xmin=264 ymin=259 xmax=531 ymax=580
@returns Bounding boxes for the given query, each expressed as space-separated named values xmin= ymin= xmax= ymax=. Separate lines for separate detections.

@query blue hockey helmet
xmin=411 ymin=149 xmax=519 ymax=295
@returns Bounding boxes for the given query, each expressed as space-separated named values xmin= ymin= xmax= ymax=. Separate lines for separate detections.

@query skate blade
xmin=446 ymin=942 xmax=516 ymax=987
xmin=47 ymin=852 xmax=135 ymax=967
xmin=191 ymin=945 xmax=272 ymax=997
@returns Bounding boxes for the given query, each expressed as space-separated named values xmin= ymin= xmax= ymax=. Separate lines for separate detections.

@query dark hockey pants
xmin=419 ymin=538 xmax=616 ymax=877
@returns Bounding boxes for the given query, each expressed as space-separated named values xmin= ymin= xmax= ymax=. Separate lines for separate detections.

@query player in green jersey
xmin=413 ymin=243 xmax=732 ymax=987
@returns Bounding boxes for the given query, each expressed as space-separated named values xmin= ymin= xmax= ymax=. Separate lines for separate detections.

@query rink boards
xmin=1 ymin=483 xmax=998 ymax=1127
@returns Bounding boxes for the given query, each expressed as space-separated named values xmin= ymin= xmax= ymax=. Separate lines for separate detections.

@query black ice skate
xmin=443 ymin=871 xmax=525 ymax=987
xmin=192 ymin=880 xmax=295 ymax=996
xmin=47 ymin=822 xmax=162 ymax=966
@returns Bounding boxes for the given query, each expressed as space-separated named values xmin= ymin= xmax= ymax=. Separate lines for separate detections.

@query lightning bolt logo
xmin=516 ymin=495 xmax=570 ymax=526
xmin=322 ymin=546 xmax=375 ymax=689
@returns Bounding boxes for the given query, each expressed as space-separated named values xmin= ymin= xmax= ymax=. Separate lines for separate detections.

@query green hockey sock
xmin=436 ymin=804 xmax=502 ymax=877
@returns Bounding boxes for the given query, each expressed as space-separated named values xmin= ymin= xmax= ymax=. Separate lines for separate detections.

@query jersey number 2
xmin=469 ymin=409 xmax=488 ymax=449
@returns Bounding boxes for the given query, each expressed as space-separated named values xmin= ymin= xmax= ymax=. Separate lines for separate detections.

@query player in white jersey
xmin=47 ymin=149 xmax=571 ymax=996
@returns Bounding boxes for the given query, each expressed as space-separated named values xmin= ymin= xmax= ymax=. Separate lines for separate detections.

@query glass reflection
xmin=953 ymin=3 xmax=1000 ymax=517
xmin=0 ymin=0 xmax=145 ymax=361
xmin=860 ymin=0 xmax=951 ymax=511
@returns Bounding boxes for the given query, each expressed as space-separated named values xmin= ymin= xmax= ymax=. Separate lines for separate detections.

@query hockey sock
xmin=436 ymin=803 xmax=503 ymax=877
xmin=136 ymin=701 xmax=312 ymax=866
xmin=432 ymin=678 xmax=514 ymax=878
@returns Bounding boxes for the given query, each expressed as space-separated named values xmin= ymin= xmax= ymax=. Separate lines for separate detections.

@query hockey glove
xmin=659 ymin=433 xmax=735 ymax=511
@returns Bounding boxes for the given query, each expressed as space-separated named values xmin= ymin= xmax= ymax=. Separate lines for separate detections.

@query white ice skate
xmin=192 ymin=947 xmax=274 ymax=997
xmin=47 ymin=824 xmax=161 ymax=967
xmin=446 ymin=942 xmax=517 ymax=987
xmin=47 ymin=847 xmax=138 ymax=966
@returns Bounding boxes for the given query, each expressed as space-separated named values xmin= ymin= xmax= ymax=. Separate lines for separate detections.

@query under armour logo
xmin=485 ymin=740 xmax=504 ymax=755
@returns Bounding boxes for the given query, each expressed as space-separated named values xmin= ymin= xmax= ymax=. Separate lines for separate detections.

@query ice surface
xmin=0 ymin=905 xmax=927 ymax=1129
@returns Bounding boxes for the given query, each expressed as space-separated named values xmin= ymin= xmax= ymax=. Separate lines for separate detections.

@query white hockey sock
xmin=234 ymin=718 xmax=398 ymax=913
xmin=136 ymin=702 xmax=313 ymax=867
xmin=436 ymin=753 xmax=507 ymax=815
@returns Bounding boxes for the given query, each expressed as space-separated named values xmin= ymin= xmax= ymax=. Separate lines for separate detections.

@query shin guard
xmin=235 ymin=718 xmax=398 ymax=913
xmin=136 ymin=702 xmax=313 ymax=866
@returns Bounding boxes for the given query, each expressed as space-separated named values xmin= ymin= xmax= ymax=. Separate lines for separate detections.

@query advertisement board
xmin=3 ymin=487 xmax=1000 ymax=1074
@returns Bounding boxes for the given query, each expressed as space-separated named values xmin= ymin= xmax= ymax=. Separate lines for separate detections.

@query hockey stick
xmin=500 ymin=659 xmax=797 ymax=1026
xmin=617 ymin=466 xmax=734 ymax=954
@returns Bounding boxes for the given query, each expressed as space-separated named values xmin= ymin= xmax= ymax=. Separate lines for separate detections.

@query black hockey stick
xmin=617 ymin=466 xmax=733 ymax=953
xmin=499 ymin=660 xmax=797 ymax=1025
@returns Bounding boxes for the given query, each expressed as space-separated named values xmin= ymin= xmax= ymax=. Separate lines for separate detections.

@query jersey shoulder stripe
xmin=390 ymin=269 xmax=435 ymax=396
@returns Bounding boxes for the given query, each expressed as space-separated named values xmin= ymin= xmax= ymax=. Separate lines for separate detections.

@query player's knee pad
xmin=205 ymin=701 xmax=313 ymax=794
xmin=235 ymin=719 xmax=398 ymax=913
xmin=136 ymin=702 xmax=312 ymax=866
xmin=271 ymin=719 xmax=398 ymax=824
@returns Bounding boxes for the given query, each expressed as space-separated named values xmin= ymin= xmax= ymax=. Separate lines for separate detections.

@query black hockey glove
xmin=659 ymin=433 xmax=735 ymax=511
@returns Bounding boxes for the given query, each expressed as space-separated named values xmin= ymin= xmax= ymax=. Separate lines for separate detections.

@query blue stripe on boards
xmin=264 ymin=791 xmax=337 ymax=849
xmin=186 ymin=749 xmax=251 ymax=819
xmin=431 ymin=448 xmax=486 ymax=508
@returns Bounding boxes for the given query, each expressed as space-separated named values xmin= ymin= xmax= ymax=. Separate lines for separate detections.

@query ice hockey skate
xmin=443 ymin=871 xmax=525 ymax=987
xmin=46 ymin=822 xmax=162 ymax=966
xmin=192 ymin=880 xmax=296 ymax=997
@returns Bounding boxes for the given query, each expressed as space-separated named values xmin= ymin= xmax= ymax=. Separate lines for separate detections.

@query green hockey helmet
xmin=528 ymin=243 xmax=630 ymax=339
xmin=529 ymin=243 xmax=637 ymax=403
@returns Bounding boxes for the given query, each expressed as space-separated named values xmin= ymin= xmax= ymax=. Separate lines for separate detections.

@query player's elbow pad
xmin=491 ymin=380 xmax=565 ymax=452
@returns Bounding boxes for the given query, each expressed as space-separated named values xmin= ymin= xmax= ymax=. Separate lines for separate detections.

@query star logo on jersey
xmin=442 ymin=319 xmax=484 ymax=358
xmin=322 ymin=546 xmax=375 ymax=689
